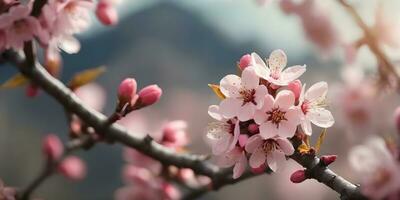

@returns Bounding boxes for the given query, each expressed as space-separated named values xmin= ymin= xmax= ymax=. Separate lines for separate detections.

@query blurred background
xmin=1 ymin=0 xmax=400 ymax=199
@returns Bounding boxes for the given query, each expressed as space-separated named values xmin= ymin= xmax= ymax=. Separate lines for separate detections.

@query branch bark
xmin=2 ymin=49 xmax=367 ymax=199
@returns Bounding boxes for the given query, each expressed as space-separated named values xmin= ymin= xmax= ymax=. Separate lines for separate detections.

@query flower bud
xmin=162 ymin=120 xmax=188 ymax=147
xmin=118 ymin=78 xmax=137 ymax=105
xmin=394 ymin=106 xmax=400 ymax=134
xmin=238 ymin=134 xmax=248 ymax=148
xmin=251 ymin=163 xmax=266 ymax=174
xmin=96 ymin=1 xmax=118 ymax=26
xmin=26 ymin=84 xmax=39 ymax=98
xmin=290 ymin=169 xmax=307 ymax=183
xmin=247 ymin=123 xmax=259 ymax=134
xmin=320 ymin=155 xmax=337 ymax=166
xmin=137 ymin=84 xmax=162 ymax=107
xmin=288 ymin=80 xmax=302 ymax=101
xmin=58 ymin=156 xmax=86 ymax=181
xmin=42 ymin=134 xmax=63 ymax=161
xmin=238 ymin=54 xmax=252 ymax=70
xmin=162 ymin=183 xmax=181 ymax=200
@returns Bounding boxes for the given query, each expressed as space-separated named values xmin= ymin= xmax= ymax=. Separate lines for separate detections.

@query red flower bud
xmin=42 ymin=134 xmax=64 ymax=161
xmin=247 ymin=123 xmax=259 ymax=134
xmin=118 ymin=78 xmax=137 ymax=105
xmin=290 ymin=169 xmax=307 ymax=183
xmin=138 ymin=84 xmax=162 ymax=107
xmin=238 ymin=54 xmax=252 ymax=70
xmin=288 ymin=80 xmax=302 ymax=101
xmin=320 ymin=155 xmax=337 ymax=166
xmin=96 ymin=1 xmax=118 ymax=26
xmin=58 ymin=156 xmax=86 ymax=181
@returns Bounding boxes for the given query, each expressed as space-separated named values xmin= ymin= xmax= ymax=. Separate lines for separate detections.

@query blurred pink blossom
xmin=58 ymin=156 xmax=86 ymax=181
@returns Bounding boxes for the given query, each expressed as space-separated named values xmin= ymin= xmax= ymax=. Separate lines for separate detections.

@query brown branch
xmin=2 ymin=49 xmax=366 ymax=199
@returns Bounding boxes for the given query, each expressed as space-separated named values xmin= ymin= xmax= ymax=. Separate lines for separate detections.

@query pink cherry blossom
xmin=161 ymin=120 xmax=189 ymax=148
xmin=252 ymin=50 xmax=306 ymax=86
xmin=0 ymin=4 xmax=40 ymax=50
xmin=349 ymin=137 xmax=400 ymax=199
xmin=216 ymin=146 xmax=248 ymax=179
xmin=254 ymin=90 xmax=301 ymax=139
xmin=74 ymin=83 xmax=106 ymax=111
xmin=206 ymin=105 xmax=240 ymax=155
xmin=219 ymin=66 xmax=268 ymax=121
xmin=299 ymin=82 xmax=334 ymax=136
xmin=245 ymin=134 xmax=294 ymax=172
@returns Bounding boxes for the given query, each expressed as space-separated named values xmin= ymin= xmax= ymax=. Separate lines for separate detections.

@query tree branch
xmin=3 ymin=50 xmax=366 ymax=199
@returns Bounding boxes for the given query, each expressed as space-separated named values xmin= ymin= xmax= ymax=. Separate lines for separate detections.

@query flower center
xmin=301 ymin=101 xmax=310 ymax=114
xmin=239 ymin=89 xmax=256 ymax=105
xmin=262 ymin=139 xmax=278 ymax=154
xmin=267 ymin=107 xmax=287 ymax=128
xmin=13 ymin=20 xmax=28 ymax=34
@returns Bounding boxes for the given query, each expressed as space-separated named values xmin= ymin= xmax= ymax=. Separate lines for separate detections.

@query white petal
xmin=219 ymin=98 xmax=241 ymax=119
xmin=233 ymin=153 xmax=247 ymax=179
xmin=274 ymin=90 xmax=295 ymax=110
xmin=211 ymin=135 xmax=231 ymax=155
xmin=59 ymin=35 xmax=81 ymax=54
xmin=268 ymin=49 xmax=287 ymax=74
xmin=254 ymin=110 xmax=267 ymax=125
xmin=220 ymin=74 xmax=241 ymax=98
xmin=252 ymin=53 xmax=270 ymax=79
xmin=305 ymin=81 xmax=328 ymax=102
xmin=259 ymin=122 xmax=279 ymax=139
xmin=254 ymin=85 xmax=268 ymax=109
xmin=276 ymin=138 xmax=295 ymax=155
xmin=278 ymin=120 xmax=298 ymax=138
xmin=308 ymin=108 xmax=335 ymax=128
xmin=301 ymin=119 xmax=313 ymax=136
xmin=208 ymin=105 xmax=223 ymax=121
xmin=228 ymin=120 xmax=241 ymax=151
xmin=238 ymin=103 xmax=256 ymax=121
xmin=267 ymin=150 xmax=286 ymax=172
xmin=245 ymin=135 xmax=263 ymax=153
xmin=280 ymin=65 xmax=306 ymax=83
xmin=241 ymin=66 xmax=259 ymax=90
xmin=216 ymin=147 xmax=241 ymax=167
xmin=249 ymin=148 xmax=266 ymax=168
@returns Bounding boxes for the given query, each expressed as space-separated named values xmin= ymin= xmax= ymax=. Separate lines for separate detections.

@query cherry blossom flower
xmin=219 ymin=66 xmax=268 ymax=121
xmin=216 ymin=146 xmax=247 ymax=179
xmin=0 ymin=4 xmax=40 ymax=50
xmin=161 ymin=120 xmax=189 ymax=148
xmin=252 ymin=50 xmax=306 ymax=86
xmin=254 ymin=90 xmax=301 ymax=139
xmin=299 ymin=82 xmax=334 ymax=136
xmin=206 ymin=105 xmax=240 ymax=155
xmin=245 ymin=134 xmax=294 ymax=172
xmin=349 ymin=137 xmax=400 ymax=199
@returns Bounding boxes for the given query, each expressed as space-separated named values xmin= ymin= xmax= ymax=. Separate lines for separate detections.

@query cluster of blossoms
xmin=115 ymin=120 xmax=210 ymax=200
xmin=206 ymin=49 xmax=335 ymax=178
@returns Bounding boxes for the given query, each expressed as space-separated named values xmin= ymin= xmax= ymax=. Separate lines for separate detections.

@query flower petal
xmin=254 ymin=110 xmax=267 ymax=125
xmin=216 ymin=147 xmax=241 ymax=167
xmin=211 ymin=135 xmax=231 ymax=155
xmin=268 ymin=49 xmax=287 ymax=74
xmin=301 ymin=118 xmax=313 ymax=136
xmin=249 ymin=148 xmax=266 ymax=168
xmin=59 ymin=35 xmax=81 ymax=54
xmin=219 ymin=98 xmax=241 ymax=119
xmin=241 ymin=66 xmax=259 ymax=90
xmin=220 ymin=74 xmax=241 ymax=98
xmin=254 ymin=85 xmax=268 ymax=109
xmin=267 ymin=150 xmax=286 ymax=172
xmin=276 ymin=138 xmax=295 ymax=155
xmin=208 ymin=105 xmax=223 ymax=121
xmin=245 ymin=134 xmax=263 ymax=153
xmin=259 ymin=122 xmax=279 ymax=139
xmin=305 ymin=81 xmax=328 ymax=102
xmin=274 ymin=90 xmax=295 ymax=110
xmin=233 ymin=153 xmax=247 ymax=179
xmin=238 ymin=103 xmax=256 ymax=121
xmin=278 ymin=120 xmax=298 ymax=138
xmin=308 ymin=108 xmax=335 ymax=128
xmin=252 ymin=53 xmax=270 ymax=79
xmin=228 ymin=120 xmax=241 ymax=151
xmin=280 ymin=65 xmax=306 ymax=83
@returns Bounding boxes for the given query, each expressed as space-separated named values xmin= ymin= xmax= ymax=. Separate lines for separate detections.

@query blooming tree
xmin=0 ymin=0 xmax=400 ymax=200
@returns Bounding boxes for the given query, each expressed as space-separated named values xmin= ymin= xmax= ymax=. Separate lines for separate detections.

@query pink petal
xmin=252 ymin=53 xmax=270 ymax=80
xmin=268 ymin=49 xmax=287 ymax=74
xmin=280 ymin=65 xmax=306 ymax=83
xmin=308 ymin=108 xmax=335 ymax=128
xmin=251 ymin=52 xmax=267 ymax=68
xmin=212 ymin=135 xmax=231 ymax=155
xmin=274 ymin=90 xmax=295 ymax=110
xmin=238 ymin=103 xmax=256 ymax=121
xmin=254 ymin=110 xmax=267 ymax=125
xmin=249 ymin=148 xmax=266 ymax=168
xmin=278 ymin=120 xmax=298 ymax=138
xmin=219 ymin=98 xmax=241 ymax=119
xmin=220 ymin=74 xmax=241 ymax=98
xmin=305 ymin=81 xmax=328 ymax=102
xmin=276 ymin=138 xmax=295 ymax=155
xmin=233 ymin=153 xmax=247 ymax=179
xmin=266 ymin=150 xmax=286 ymax=172
xmin=241 ymin=66 xmax=259 ymax=90
xmin=254 ymin=85 xmax=268 ymax=109
xmin=301 ymin=118 xmax=313 ymax=136
xmin=285 ymin=107 xmax=301 ymax=125
xmin=228 ymin=120 xmax=240 ymax=151
xmin=217 ymin=147 xmax=242 ymax=167
xmin=245 ymin=134 xmax=263 ymax=153
xmin=238 ymin=134 xmax=248 ymax=148
xmin=208 ymin=105 xmax=223 ymax=121
xmin=259 ymin=122 xmax=279 ymax=139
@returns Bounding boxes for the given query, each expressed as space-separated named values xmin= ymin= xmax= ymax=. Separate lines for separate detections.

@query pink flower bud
xmin=162 ymin=183 xmax=181 ymax=200
xmin=320 ymin=155 xmax=337 ymax=166
xmin=96 ymin=1 xmax=118 ymax=26
xmin=58 ymin=156 xmax=86 ymax=181
xmin=251 ymin=163 xmax=266 ymax=174
xmin=42 ymin=134 xmax=64 ymax=161
xmin=138 ymin=84 xmax=162 ymax=107
xmin=394 ymin=107 xmax=400 ymax=134
xmin=290 ymin=170 xmax=307 ymax=183
xmin=238 ymin=54 xmax=252 ymax=70
xmin=247 ymin=123 xmax=259 ymax=134
xmin=288 ymin=80 xmax=302 ymax=101
xmin=162 ymin=120 xmax=188 ymax=147
xmin=238 ymin=134 xmax=248 ymax=148
xmin=118 ymin=78 xmax=137 ymax=105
